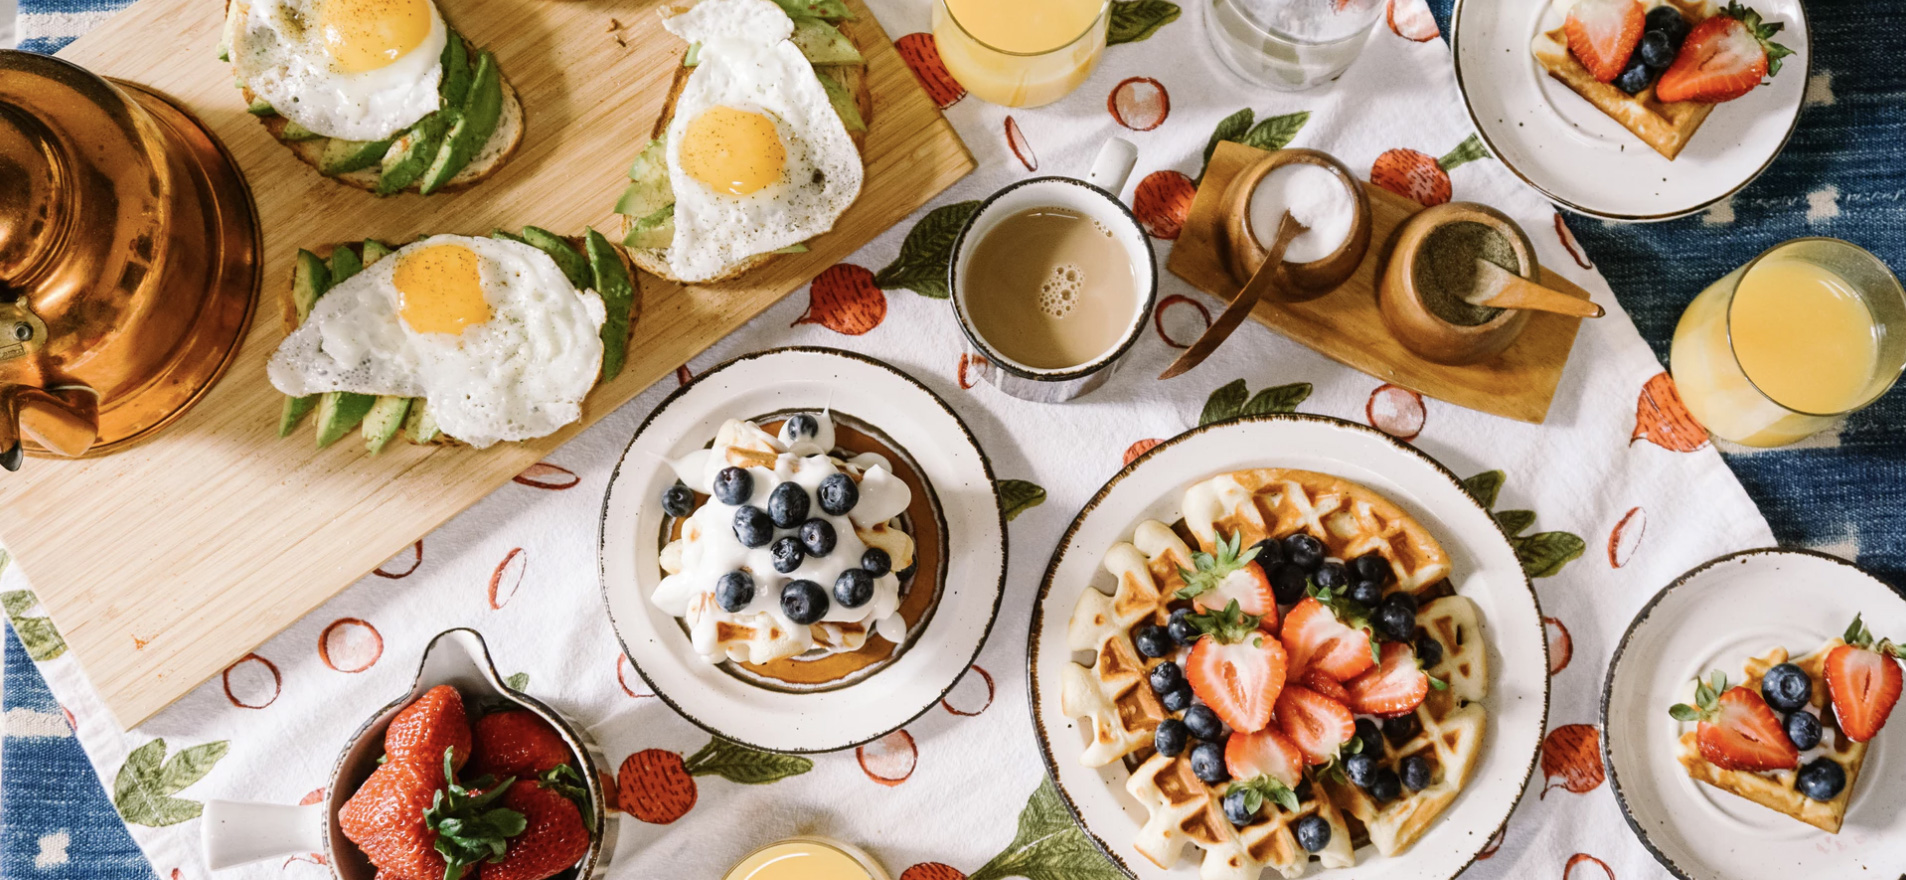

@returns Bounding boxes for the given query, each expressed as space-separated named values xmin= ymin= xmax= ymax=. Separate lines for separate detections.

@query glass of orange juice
xmin=1669 ymin=238 xmax=1906 ymax=447
xmin=723 ymin=837 xmax=892 ymax=880
xmin=931 ymin=0 xmax=1109 ymax=108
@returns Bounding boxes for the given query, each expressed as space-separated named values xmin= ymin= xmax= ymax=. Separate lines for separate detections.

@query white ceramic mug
xmin=949 ymin=138 xmax=1157 ymax=403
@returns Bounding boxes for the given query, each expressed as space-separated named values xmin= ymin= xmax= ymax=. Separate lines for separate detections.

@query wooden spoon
xmin=1465 ymin=259 xmax=1605 ymax=319
xmin=1161 ymin=211 xmax=1309 ymax=380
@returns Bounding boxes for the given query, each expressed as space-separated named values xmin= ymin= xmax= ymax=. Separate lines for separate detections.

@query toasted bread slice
xmin=623 ymin=59 xmax=871 ymax=284
xmin=1531 ymin=0 xmax=1716 ymax=161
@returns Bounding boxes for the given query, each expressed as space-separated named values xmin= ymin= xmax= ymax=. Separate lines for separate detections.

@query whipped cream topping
xmin=653 ymin=413 xmax=916 ymax=665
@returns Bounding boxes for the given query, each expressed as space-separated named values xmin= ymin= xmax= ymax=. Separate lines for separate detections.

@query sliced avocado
xmin=585 ymin=228 xmax=634 ymax=381
xmin=521 ymin=227 xmax=591 ymax=289
xmin=281 ymin=121 xmax=324 ymax=142
xmin=404 ymin=400 xmax=443 ymax=444
xmin=280 ymin=395 xmax=318 ymax=437
xmin=279 ymin=250 xmax=333 ymax=437
xmin=247 ymin=99 xmax=275 ymax=116
xmin=771 ymin=242 xmax=810 ymax=254
xmin=361 ymin=240 xmax=395 ymax=264
xmin=419 ymin=50 xmax=501 ymax=195
xmin=314 ymin=391 xmax=377 ymax=449
xmin=440 ymin=32 xmax=473 ymax=109
xmin=491 ymin=228 xmax=527 ymax=243
xmin=816 ymin=71 xmax=865 ymax=133
xmin=617 ymin=138 xmax=674 ymax=221
xmin=626 ymin=135 xmax=668 ymax=182
xmin=320 ymin=137 xmax=395 ymax=175
xmin=683 ymin=42 xmax=701 ymax=67
xmin=622 ymin=204 xmax=674 ymax=250
xmin=218 ymin=45 xmax=230 ymax=63
xmin=329 ymin=244 xmax=363 ymax=283
xmin=792 ymin=18 xmax=861 ymax=64
xmin=770 ymin=0 xmax=854 ymax=21
xmin=362 ymin=396 xmax=412 ymax=455
xmin=375 ymin=113 xmax=450 ymax=195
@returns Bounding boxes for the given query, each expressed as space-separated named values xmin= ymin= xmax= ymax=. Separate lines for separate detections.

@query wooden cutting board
xmin=1169 ymin=141 xmax=1594 ymax=424
xmin=3 ymin=0 xmax=972 ymax=728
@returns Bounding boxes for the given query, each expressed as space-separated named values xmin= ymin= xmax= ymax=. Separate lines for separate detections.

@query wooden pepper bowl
xmin=1377 ymin=202 xmax=1537 ymax=366
xmin=1221 ymin=148 xmax=1371 ymax=302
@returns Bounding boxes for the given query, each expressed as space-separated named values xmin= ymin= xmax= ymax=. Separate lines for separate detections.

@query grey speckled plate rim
xmin=1023 ymin=412 xmax=1548 ymax=879
xmin=596 ymin=346 xmax=1008 ymax=755
xmin=1597 ymin=546 xmax=1906 ymax=880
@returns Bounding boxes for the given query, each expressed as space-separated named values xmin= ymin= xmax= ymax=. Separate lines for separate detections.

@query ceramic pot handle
xmin=201 ymin=799 xmax=325 ymax=870
xmin=1086 ymin=138 xmax=1138 ymax=195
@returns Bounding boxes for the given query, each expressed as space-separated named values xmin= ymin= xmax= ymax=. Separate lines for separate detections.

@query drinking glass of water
xmin=1204 ymin=0 xmax=1385 ymax=91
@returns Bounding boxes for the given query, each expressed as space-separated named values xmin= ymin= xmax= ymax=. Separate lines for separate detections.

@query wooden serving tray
xmin=1169 ymin=141 xmax=1591 ymax=424
xmin=1 ymin=0 xmax=972 ymax=727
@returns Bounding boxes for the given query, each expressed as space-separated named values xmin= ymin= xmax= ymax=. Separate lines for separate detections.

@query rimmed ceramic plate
xmin=1452 ymin=0 xmax=1809 ymax=221
xmin=1602 ymin=548 xmax=1906 ymax=879
xmin=1027 ymin=414 xmax=1548 ymax=878
xmin=599 ymin=347 xmax=1006 ymax=753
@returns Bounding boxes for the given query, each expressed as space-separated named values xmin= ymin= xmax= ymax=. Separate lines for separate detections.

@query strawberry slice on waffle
xmin=1185 ymin=600 xmax=1288 ymax=734
xmin=1824 ymin=614 xmax=1905 ymax=743
xmin=1671 ymin=672 xmax=1800 ymax=772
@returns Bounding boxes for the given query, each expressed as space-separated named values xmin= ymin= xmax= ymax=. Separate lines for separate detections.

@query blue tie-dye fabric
xmin=1 ymin=1 xmax=1900 ymax=877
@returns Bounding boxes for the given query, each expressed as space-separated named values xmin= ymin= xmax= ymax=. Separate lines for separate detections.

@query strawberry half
xmin=1275 ymin=685 xmax=1356 ymax=766
xmin=1281 ymin=596 xmax=1376 ymax=683
xmin=1655 ymin=2 xmax=1794 ymax=103
xmin=1824 ymin=613 xmax=1905 ymax=743
xmin=1299 ymin=668 xmax=1351 ymax=706
xmin=1177 ymin=530 xmax=1279 ymax=629
xmin=1185 ymin=600 xmax=1288 ymax=734
xmin=1671 ymin=672 xmax=1799 ymax=772
xmin=1565 ymin=0 xmax=1646 ymax=82
xmin=1225 ymin=727 xmax=1307 ymax=790
xmin=1345 ymin=641 xmax=1443 ymax=717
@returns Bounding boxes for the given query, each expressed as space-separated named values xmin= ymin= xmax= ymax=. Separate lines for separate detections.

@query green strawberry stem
xmin=1668 ymin=671 xmax=1727 ymax=722
xmin=1721 ymin=1 xmax=1794 ymax=77
xmin=425 ymin=749 xmax=526 ymax=880
xmin=1175 ymin=530 xmax=1260 ymax=602
xmin=1227 ymin=775 xmax=1300 ymax=815
xmin=1185 ymin=599 xmax=1263 ymax=644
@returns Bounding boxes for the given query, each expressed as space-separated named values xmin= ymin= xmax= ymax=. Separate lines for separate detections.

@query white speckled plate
xmin=1602 ymin=548 xmax=1906 ymax=879
xmin=599 ymin=347 xmax=1006 ymax=753
xmin=1452 ymin=0 xmax=1809 ymax=221
xmin=1028 ymin=414 xmax=1548 ymax=878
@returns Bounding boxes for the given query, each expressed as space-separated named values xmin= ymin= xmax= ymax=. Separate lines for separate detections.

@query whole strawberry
xmin=388 ymin=685 xmax=474 ymax=772
xmin=479 ymin=777 xmax=591 ymax=880
xmin=339 ymin=755 xmax=450 ymax=880
xmin=468 ymin=710 xmax=572 ymax=780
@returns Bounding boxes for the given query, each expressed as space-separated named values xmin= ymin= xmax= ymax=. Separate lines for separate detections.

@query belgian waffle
xmin=1675 ymin=641 xmax=1866 ymax=833
xmin=1126 ymin=751 xmax=1356 ymax=880
xmin=1530 ymin=0 xmax=1718 ymax=161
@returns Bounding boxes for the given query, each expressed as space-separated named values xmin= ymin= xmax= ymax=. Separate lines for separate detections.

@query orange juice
xmin=724 ymin=839 xmax=890 ymax=880
xmin=932 ymin=0 xmax=1107 ymax=107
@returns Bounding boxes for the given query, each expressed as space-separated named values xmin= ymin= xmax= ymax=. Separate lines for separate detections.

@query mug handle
xmin=1086 ymin=138 xmax=1138 ymax=195
xmin=201 ymin=799 xmax=326 ymax=870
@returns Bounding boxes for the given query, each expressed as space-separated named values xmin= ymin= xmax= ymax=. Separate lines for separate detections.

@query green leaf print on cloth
xmin=113 ymin=738 xmax=230 ymax=826
xmin=1463 ymin=470 xmax=1586 ymax=578
xmin=1198 ymin=109 xmax=1310 ymax=181
xmin=998 ymin=479 xmax=1048 ymax=521
xmin=1107 ymin=0 xmax=1181 ymax=45
xmin=681 ymin=737 xmax=812 ymax=785
xmin=969 ymin=778 xmax=1124 ymax=880
xmin=873 ymin=200 xmax=981 ymax=299
xmin=1200 ymin=378 xmax=1313 ymax=426
xmin=2 ymin=565 xmax=69 ymax=662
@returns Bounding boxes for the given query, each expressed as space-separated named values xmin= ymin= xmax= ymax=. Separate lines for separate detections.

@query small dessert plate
xmin=1451 ymin=0 xmax=1809 ymax=221
xmin=1028 ymin=414 xmax=1548 ymax=878
xmin=1602 ymin=548 xmax=1906 ymax=880
xmin=599 ymin=347 xmax=1006 ymax=753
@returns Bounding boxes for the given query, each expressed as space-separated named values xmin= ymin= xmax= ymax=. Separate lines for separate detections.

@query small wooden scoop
xmin=1161 ymin=212 xmax=1309 ymax=379
xmin=1466 ymin=259 xmax=1605 ymax=319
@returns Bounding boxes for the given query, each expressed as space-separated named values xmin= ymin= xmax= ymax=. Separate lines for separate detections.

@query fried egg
xmin=661 ymin=0 xmax=863 ymax=282
xmin=230 ymin=0 xmax=447 ymax=141
xmin=267 ymin=235 xmax=607 ymax=448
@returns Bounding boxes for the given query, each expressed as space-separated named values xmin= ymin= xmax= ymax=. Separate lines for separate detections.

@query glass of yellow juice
xmin=723 ymin=837 xmax=892 ymax=880
xmin=1669 ymin=238 xmax=1906 ymax=447
xmin=931 ymin=0 xmax=1109 ymax=108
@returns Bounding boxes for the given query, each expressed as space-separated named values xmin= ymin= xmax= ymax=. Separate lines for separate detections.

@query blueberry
xmin=799 ymin=518 xmax=836 ymax=557
xmin=1222 ymin=788 xmax=1259 ymax=826
xmin=1190 ymin=741 xmax=1230 ymax=784
xmin=1383 ymin=714 xmax=1421 ymax=746
xmin=1351 ymin=553 xmax=1393 ymax=585
xmin=1399 ymin=755 xmax=1432 ymax=791
xmin=767 ymin=482 xmax=810 ymax=528
xmin=1415 ymin=633 xmax=1444 ymax=669
xmin=770 ymin=536 xmax=806 ymax=573
xmin=1614 ymin=56 xmax=1653 ymax=95
xmin=782 ymin=413 xmax=820 ymax=442
xmin=1293 ymin=815 xmax=1332 ymax=853
xmin=1646 ymin=4 xmax=1689 ymax=45
xmin=733 ymin=506 xmax=774 ymax=548
xmin=1794 ymin=757 xmax=1846 ymax=802
xmin=1168 ymin=607 xmax=1200 ymax=645
xmin=895 ymin=559 xmax=918 ymax=582
xmin=861 ymin=547 xmax=892 ymax=577
xmin=1155 ymin=718 xmax=1189 ymax=758
xmin=713 ymin=467 xmax=752 ymax=505
xmin=1383 ymin=591 xmax=1419 ymax=618
xmin=1367 ymin=768 xmax=1401 ymax=803
xmin=1249 ymin=537 xmax=1285 ymax=569
xmin=1374 ymin=601 xmax=1416 ymax=643
xmin=1785 ymin=710 xmax=1822 ymax=751
xmin=817 ymin=473 xmax=858 ymax=516
xmin=661 ymin=482 xmax=696 ymax=517
xmin=1268 ymin=562 xmax=1310 ymax=605
xmin=1347 ymin=580 xmax=1384 ymax=609
xmin=781 ymin=580 xmax=827 ymax=624
xmin=1184 ymin=704 xmax=1226 ymax=741
xmin=1134 ymin=625 xmax=1174 ymax=659
xmin=1313 ymin=561 xmax=1349 ymax=592
xmin=833 ymin=568 xmax=875 ymax=608
xmin=1762 ymin=663 xmax=1813 ymax=713
xmin=1344 ymin=752 xmax=1378 ymax=788
xmin=1355 ymin=719 xmax=1385 ymax=758
xmin=1283 ymin=533 xmax=1326 ymax=571
xmin=1162 ymin=683 xmax=1195 ymax=713
xmin=715 ymin=571 xmax=754 ymax=612
xmin=1149 ymin=661 xmax=1184 ymax=695
xmin=1638 ymin=29 xmax=1675 ymax=69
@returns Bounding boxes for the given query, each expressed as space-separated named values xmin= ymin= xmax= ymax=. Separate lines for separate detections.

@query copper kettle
xmin=0 ymin=50 xmax=258 ymax=469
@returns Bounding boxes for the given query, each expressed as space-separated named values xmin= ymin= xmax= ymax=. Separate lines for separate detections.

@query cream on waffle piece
xmin=1530 ymin=0 xmax=1717 ymax=161
xmin=1127 ymin=752 xmax=1354 ymax=879
xmin=1674 ymin=641 xmax=1866 ymax=833
xmin=1062 ymin=521 xmax=1190 ymax=766
xmin=1323 ymin=596 xmax=1489 ymax=857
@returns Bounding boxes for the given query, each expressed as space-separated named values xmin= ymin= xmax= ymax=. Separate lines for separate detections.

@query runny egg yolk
xmin=681 ymin=106 xmax=786 ymax=196
xmin=394 ymin=244 xmax=491 ymax=335
xmin=318 ymin=0 xmax=433 ymax=74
